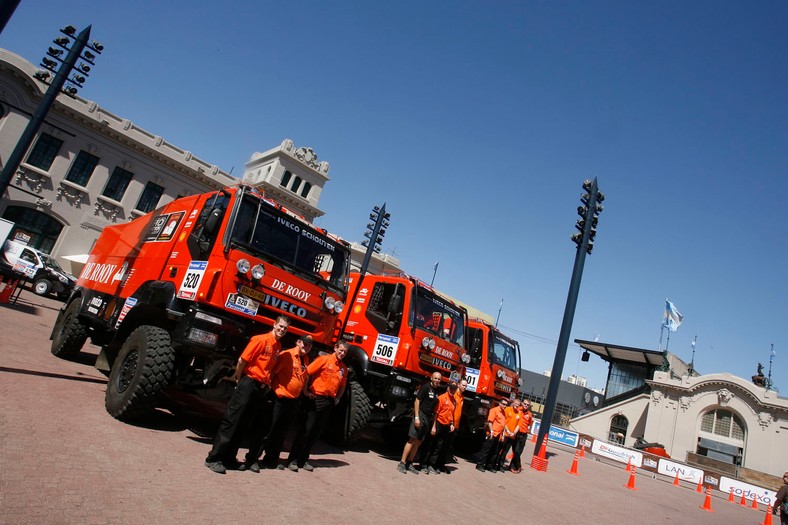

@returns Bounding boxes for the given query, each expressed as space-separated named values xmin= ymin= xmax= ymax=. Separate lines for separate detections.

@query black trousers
xmin=497 ymin=436 xmax=516 ymax=468
xmin=261 ymin=396 xmax=298 ymax=467
xmin=205 ymin=375 xmax=269 ymax=464
xmin=426 ymin=423 xmax=453 ymax=468
xmin=287 ymin=396 xmax=334 ymax=466
xmin=510 ymin=433 xmax=528 ymax=470
xmin=476 ymin=434 xmax=503 ymax=469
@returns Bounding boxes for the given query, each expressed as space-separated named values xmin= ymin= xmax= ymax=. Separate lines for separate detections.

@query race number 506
xmin=371 ymin=334 xmax=399 ymax=366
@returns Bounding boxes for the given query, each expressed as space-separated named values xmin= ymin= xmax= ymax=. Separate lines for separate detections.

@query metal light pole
xmin=0 ymin=25 xmax=103 ymax=197
xmin=533 ymin=178 xmax=604 ymax=466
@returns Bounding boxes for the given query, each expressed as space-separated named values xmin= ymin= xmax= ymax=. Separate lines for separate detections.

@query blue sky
xmin=2 ymin=1 xmax=786 ymax=392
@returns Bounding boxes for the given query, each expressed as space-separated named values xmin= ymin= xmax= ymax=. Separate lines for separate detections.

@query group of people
xmin=475 ymin=397 xmax=534 ymax=473
xmin=397 ymin=372 xmax=468 ymax=474
xmin=204 ymin=315 xmax=349 ymax=474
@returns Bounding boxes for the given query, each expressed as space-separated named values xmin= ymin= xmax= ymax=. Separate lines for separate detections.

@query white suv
xmin=1 ymin=240 xmax=77 ymax=299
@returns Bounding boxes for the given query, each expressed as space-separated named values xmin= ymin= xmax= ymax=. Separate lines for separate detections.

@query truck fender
xmin=344 ymin=345 xmax=369 ymax=378
xmin=113 ymin=280 xmax=177 ymax=350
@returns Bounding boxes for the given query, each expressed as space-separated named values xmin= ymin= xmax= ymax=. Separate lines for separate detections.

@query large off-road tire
xmin=345 ymin=379 xmax=371 ymax=440
xmin=51 ymin=299 xmax=88 ymax=359
xmin=105 ymin=325 xmax=174 ymax=421
xmin=33 ymin=278 xmax=52 ymax=296
xmin=325 ymin=379 xmax=371 ymax=445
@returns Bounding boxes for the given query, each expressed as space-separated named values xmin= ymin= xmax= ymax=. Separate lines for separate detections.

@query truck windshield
xmin=414 ymin=287 xmax=465 ymax=346
xmin=491 ymin=333 xmax=518 ymax=372
xmin=230 ymin=196 xmax=348 ymax=290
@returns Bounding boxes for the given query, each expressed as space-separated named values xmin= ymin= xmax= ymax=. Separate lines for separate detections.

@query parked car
xmin=1 ymin=240 xmax=77 ymax=299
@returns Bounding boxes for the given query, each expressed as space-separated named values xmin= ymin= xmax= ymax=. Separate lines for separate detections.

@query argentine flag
xmin=664 ymin=300 xmax=683 ymax=332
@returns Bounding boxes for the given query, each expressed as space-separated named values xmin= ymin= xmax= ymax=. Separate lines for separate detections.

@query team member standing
xmin=496 ymin=399 xmax=522 ymax=471
xmin=256 ymin=335 xmax=312 ymax=470
xmin=774 ymin=471 xmax=788 ymax=525
xmin=475 ymin=398 xmax=508 ymax=472
xmin=397 ymin=372 xmax=442 ymax=474
xmin=204 ymin=315 xmax=290 ymax=474
xmin=509 ymin=400 xmax=533 ymax=473
xmin=423 ymin=380 xmax=458 ymax=474
xmin=285 ymin=341 xmax=349 ymax=472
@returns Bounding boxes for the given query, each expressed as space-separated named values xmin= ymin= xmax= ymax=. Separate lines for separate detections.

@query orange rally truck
xmin=50 ymin=185 xmax=350 ymax=421
xmin=332 ymin=271 xmax=469 ymax=441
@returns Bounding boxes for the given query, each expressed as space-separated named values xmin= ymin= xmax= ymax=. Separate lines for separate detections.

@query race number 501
xmin=371 ymin=334 xmax=399 ymax=367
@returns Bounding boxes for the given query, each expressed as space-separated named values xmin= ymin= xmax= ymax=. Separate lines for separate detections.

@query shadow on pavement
xmin=0 ymin=365 xmax=107 ymax=384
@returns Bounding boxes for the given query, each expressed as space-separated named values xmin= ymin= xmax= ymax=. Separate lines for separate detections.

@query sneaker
xmin=397 ymin=462 xmax=407 ymax=474
xmin=204 ymin=461 xmax=226 ymax=474
xmin=302 ymin=462 xmax=314 ymax=472
xmin=428 ymin=466 xmax=439 ymax=475
xmin=421 ymin=467 xmax=430 ymax=475
xmin=276 ymin=464 xmax=285 ymax=470
xmin=287 ymin=461 xmax=299 ymax=472
xmin=406 ymin=463 xmax=420 ymax=475
xmin=510 ymin=467 xmax=521 ymax=474
xmin=238 ymin=461 xmax=260 ymax=473
xmin=476 ymin=465 xmax=486 ymax=473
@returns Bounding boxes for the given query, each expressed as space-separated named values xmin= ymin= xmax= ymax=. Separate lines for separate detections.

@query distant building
xmin=571 ymin=339 xmax=788 ymax=478
xmin=518 ymin=368 xmax=601 ymax=427
xmin=566 ymin=374 xmax=588 ymax=388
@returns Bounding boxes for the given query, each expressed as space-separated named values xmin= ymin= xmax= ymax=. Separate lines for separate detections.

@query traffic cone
xmin=741 ymin=493 xmax=748 ymax=506
xmin=538 ymin=441 xmax=547 ymax=459
xmin=624 ymin=466 xmax=637 ymax=490
xmin=728 ymin=487 xmax=735 ymax=503
xmin=579 ymin=445 xmax=585 ymax=458
xmin=699 ymin=486 xmax=714 ymax=512
xmin=531 ymin=432 xmax=537 ymax=444
xmin=672 ymin=471 xmax=680 ymax=486
xmin=761 ymin=505 xmax=773 ymax=525
xmin=566 ymin=452 xmax=580 ymax=476
xmin=751 ymin=494 xmax=759 ymax=510
xmin=696 ymin=477 xmax=703 ymax=493
xmin=625 ymin=458 xmax=633 ymax=472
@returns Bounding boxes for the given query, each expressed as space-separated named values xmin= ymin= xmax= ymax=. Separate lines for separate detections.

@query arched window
xmin=609 ymin=414 xmax=628 ymax=444
xmin=290 ymin=176 xmax=302 ymax=193
xmin=300 ymin=181 xmax=311 ymax=198
xmin=2 ymin=206 xmax=64 ymax=253
xmin=697 ymin=409 xmax=745 ymax=465
xmin=280 ymin=170 xmax=292 ymax=187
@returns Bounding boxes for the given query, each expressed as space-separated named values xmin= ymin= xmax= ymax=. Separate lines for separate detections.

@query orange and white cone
xmin=727 ymin=487 xmax=735 ymax=503
xmin=672 ymin=471 xmax=680 ymax=486
xmin=700 ymin=486 xmax=714 ymax=512
xmin=761 ymin=505 xmax=773 ymax=525
xmin=624 ymin=466 xmax=637 ymax=490
xmin=566 ymin=452 xmax=580 ymax=476
xmin=751 ymin=495 xmax=759 ymax=510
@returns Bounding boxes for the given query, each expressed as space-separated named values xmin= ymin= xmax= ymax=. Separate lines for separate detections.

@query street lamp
xmin=532 ymin=178 xmax=604 ymax=470
xmin=0 ymin=25 xmax=103 ymax=197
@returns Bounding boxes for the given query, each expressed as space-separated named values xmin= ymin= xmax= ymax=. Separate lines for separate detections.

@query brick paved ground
xmin=1 ymin=289 xmax=766 ymax=524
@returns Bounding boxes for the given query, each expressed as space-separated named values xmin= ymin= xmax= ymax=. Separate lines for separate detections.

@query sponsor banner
xmin=591 ymin=440 xmax=643 ymax=468
xmin=464 ymin=368 xmax=480 ymax=393
xmin=657 ymin=458 xmax=704 ymax=483
xmin=225 ymin=293 xmax=259 ymax=317
xmin=532 ymin=420 xmax=580 ymax=448
xmin=719 ymin=477 xmax=777 ymax=506
xmin=115 ymin=297 xmax=137 ymax=328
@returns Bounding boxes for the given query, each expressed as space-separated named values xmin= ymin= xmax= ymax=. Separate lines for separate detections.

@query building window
xmin=300 ymin=181 xmax=311 ymax=198
xmin=291 ymin=176 xmax=302 ymax=193
xmin=64 ymin=150 xmax=100 ymax=187
xmin=280 ymin=170 xmax=292 ymax=187
xmin=606 ymin=362 xmax=648 ymax=399
xmin=135 ymin=182 xmax=164 ymax=213
xmin=700 ymin=409 xmax=745 ymax=440
xmin=609 ymin=414 xmax=628 ymax=444
xmin=103 ymin=167 xmax=134 ymax=202
xmin=26 ymin=133 xmax=63 ymax=171
xmin=1 ymin=205 xmax=64 ymax=252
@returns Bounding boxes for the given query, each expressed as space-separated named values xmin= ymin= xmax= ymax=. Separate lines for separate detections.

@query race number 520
xmin=371 ymin=334 xmax=399 ymax=367
xmin=177 ymin=261 xmax=208 ymax=300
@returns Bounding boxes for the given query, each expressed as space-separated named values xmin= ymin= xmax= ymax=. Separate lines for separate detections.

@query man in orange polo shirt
xmin=510 ymin=400 xmax=533 ymax=473
xmin=495 ymin=398 xmax=522 ymax=472
xmin=254 ymin=334 xmax=312 ymax=471
xmin=204 ymin=315 xmax=290 ymax=474
xmin=285 ymin=340 xmax=348 ymax=472
xmin=423 ymin=380 xmax=458 ymax=474
xmin=475 ymin=397 xmax=509 ymax=472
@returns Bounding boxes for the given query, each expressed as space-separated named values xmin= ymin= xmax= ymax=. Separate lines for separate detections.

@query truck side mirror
xmin=387 ymin=293 xmax=402 ymax=314
xmin=203 ymin=208 xmax=222 ymax=237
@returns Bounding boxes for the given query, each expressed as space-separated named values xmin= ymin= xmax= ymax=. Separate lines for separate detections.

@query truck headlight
xmin=251 ymin=264 xmax=265 ymax=280
xmin=236 ymin=259 xmax=250 ymax=275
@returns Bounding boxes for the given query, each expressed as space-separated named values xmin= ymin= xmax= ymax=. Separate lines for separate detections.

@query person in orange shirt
xmin=509 ymin=400 xmax=534 ymax=473
xmin=255 ymin=334 xmax=313 ymax=471
xmin=495 ymin=398 xmax=522 ymax=472
xmin=205 ymin=315 xmax=290 ymax=474
xmin=285 ymin=340 xmax=349 ymax=472
xmin=423 ymin=380 xmax=458 ymax=474
xmin=475 ymin=397 xmax=509 ymax=472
